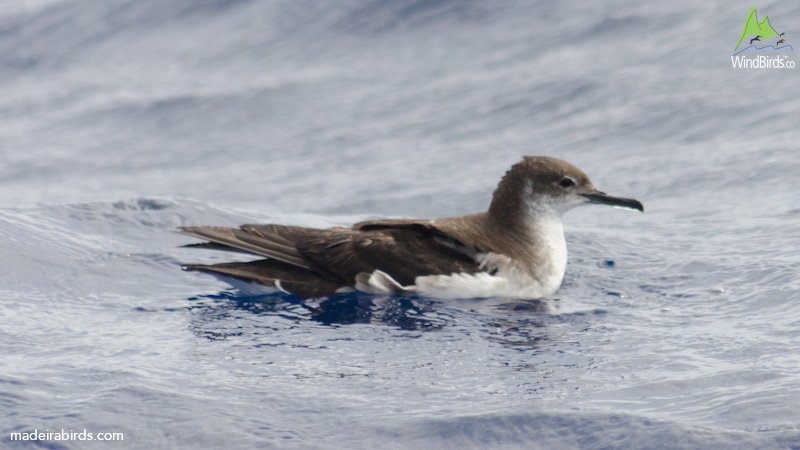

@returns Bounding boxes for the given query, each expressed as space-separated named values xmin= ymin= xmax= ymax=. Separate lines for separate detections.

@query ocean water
xmin=2 ymin=0 xmax=800 ymax=448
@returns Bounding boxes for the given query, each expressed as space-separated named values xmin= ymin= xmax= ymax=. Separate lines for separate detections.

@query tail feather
xmin=183 ymin=259 xmax=344 ymax=298
xmin=178 ymin=226 xmax=310 ymax=269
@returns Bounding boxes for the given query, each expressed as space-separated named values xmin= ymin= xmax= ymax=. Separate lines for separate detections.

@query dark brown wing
xmin=354 ymin=218 xmax=444 ymax=234
xmin=183 ymin=259 xmax=344 ymax=298
xmin=354 ymin=214 xmax=498 ymax=256
xmin=179 ymin=218 xmax=489 ymax=297
xmin=294 ymin=227 xmax=483 ymax=287
xmin=178 ymin=225 xmax=312 ymax=268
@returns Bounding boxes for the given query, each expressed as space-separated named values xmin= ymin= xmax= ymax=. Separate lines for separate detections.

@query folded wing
xmin=178 ymin=219 xmax=488 ymax=298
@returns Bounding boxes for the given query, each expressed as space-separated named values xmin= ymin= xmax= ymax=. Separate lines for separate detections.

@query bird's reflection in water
xmin=306 ymin=293 xmax=453 ymax=330
xmin=187 ymin=291 xmax=464 ymax=332
xmin=182 ymin=291 xmax=600 ymax=377
xmin=186 ymin=290 xmax=562 ymax=336
xmin=184 ymin=291 xmax=614 ymax=369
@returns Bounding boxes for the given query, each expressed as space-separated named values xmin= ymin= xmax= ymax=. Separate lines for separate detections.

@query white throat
xmin=522 ymin=199 xmax=568 ymax=295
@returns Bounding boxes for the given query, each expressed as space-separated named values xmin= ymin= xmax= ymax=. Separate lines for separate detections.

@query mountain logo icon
xmin=734 ymin=7 xmax=792 ymax=54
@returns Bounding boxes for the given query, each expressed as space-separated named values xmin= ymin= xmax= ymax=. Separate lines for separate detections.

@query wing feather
xmin=178 ymin=226 xmax=310 ymax=269
xmin=180 ymin=214 xmax=497 ymax=298
xmin=183 ymin=259 xmax=344 ymax=298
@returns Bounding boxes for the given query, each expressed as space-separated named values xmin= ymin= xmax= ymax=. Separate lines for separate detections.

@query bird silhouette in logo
xmin=780 ymin=32 xmax=785 ymax=36
xmin=750 ymin=36 xmax=762 ymax=45
xmin=777 ymin=39 xmax=785 ymax=45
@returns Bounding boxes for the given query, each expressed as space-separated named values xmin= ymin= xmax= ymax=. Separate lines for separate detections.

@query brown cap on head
xmin=488 ymin=156 xmax=642 ymax=228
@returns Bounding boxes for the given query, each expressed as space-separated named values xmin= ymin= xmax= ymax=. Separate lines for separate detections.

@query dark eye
xmin=558 ymin=177 xmax=576 ymax=188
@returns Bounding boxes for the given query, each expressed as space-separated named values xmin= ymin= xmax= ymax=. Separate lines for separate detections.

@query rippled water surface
xmin=2 ymin=1 xmax=800 ymax=448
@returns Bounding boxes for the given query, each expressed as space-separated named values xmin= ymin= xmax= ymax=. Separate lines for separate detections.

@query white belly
xmin=413 ymin=261 xmax=561 ymax=300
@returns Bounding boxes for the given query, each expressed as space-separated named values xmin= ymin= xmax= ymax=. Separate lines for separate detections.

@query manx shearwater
xmin=179 ymin=156 xmax=643 ymax=299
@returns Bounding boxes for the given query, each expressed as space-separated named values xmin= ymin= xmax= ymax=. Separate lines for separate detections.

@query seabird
xmin=179 ymin=156 xmax=643 ymax=300
xmin=750 ymin=36 xmax=762 ymax=45
xmin=777 ymin=39 xmax=785 ymax=45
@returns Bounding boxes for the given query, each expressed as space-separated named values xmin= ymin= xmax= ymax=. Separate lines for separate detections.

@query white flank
xmin=408 ymin=195 xmax=571 ymax=300
xmin=413 ymin=259 xmax=551 ymax=300
xmin=352 ymin=197 xmax=572 ymax=300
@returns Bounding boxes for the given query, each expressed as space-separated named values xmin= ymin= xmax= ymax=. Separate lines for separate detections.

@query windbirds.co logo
xmin=731 ymin=7 xmax=795 ymax=69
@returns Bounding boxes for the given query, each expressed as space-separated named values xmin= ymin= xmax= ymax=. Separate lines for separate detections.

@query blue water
xmin=2 ymin=1 xmax=800 ymax=448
